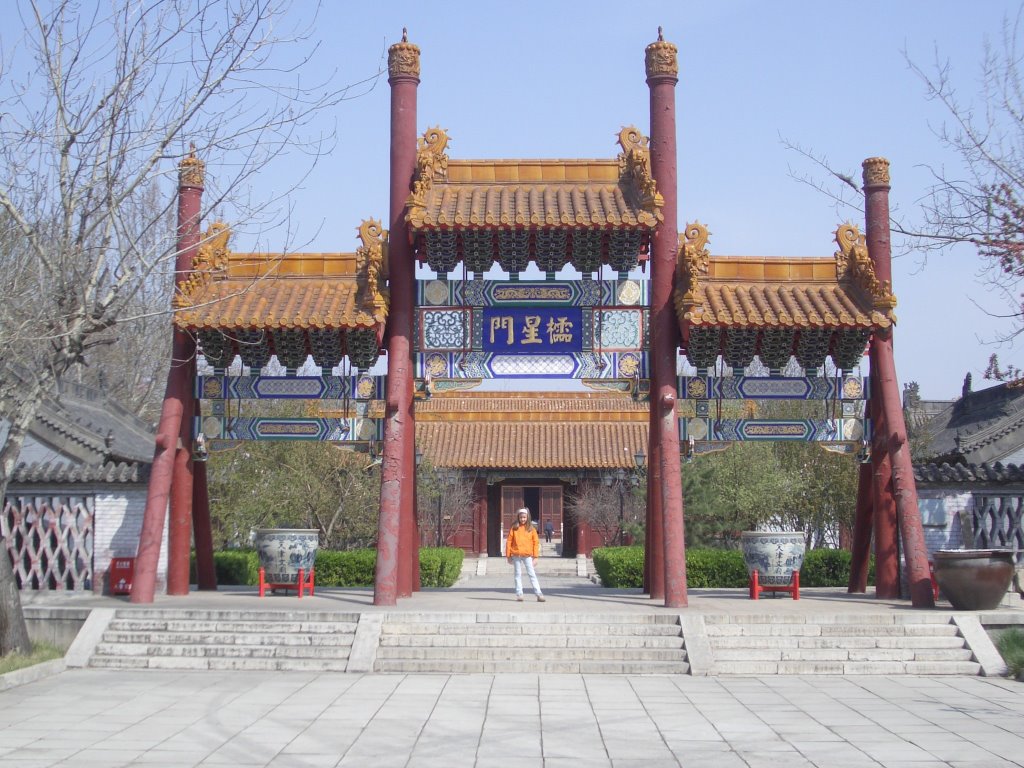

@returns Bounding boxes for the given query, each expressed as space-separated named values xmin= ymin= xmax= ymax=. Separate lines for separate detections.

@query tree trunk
xmin=0 ymin=369 xmax=51 ymax=655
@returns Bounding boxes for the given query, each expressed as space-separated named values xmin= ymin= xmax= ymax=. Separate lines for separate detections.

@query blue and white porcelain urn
xmin=740 ymin=531 xmax=806 ymax=586
xmin=254 ymin=528 xmax=319 ymax=584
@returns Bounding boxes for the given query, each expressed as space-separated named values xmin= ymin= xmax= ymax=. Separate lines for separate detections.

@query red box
xmin=109 ymin=557 xmax=135 ymax=595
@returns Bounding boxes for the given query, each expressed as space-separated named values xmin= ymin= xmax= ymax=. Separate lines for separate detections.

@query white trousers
xmin=512 ymin=556 xmax=542 ymax=596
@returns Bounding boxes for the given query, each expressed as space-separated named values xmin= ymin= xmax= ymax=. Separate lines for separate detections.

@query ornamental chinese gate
xmin=133 ymin=30 xmax=934 ymax=609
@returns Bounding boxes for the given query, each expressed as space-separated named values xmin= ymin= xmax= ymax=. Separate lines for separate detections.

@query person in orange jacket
xmin=506 ymin=507 xmax=546 ymax=602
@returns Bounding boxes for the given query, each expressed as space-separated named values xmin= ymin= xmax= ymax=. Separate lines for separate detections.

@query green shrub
xmin=686 ymin=549 xmax=747 ymax=588
xmin=592 ymin=546 xmax=644 ymax=588
xmin=996 ymin=628 xmax=1024 ymax=678
xmin=419 ymin=547 xmax=464 ymax=587
xmin=591 ymin=545 xmax=874 ymax=589
xmin=315 ymin=549 xmax=377 ymax=586
xmin=211 ymin=550 xmax=259 ymax=585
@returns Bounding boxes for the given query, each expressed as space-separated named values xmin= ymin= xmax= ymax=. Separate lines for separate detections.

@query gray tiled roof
xmin=9 ymin=461 xmax=149 ymax=485
xmin=913 ymin=461 xmax=1024 ymax=484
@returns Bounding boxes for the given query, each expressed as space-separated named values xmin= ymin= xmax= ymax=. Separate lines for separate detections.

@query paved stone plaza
xmin=0 ymin=668 xmax=1021 ymax=767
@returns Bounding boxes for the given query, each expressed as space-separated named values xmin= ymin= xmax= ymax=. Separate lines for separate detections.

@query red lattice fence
xmin=2 ymin=495 xmax=94 ymax=590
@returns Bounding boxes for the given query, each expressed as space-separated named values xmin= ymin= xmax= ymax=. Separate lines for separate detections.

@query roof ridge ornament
xmin=406 ymin=127 xmax=449 ymax=227
xmin=356 ymin=218 xmax=389 ymax=324
xmin=834 ymin=222 xmax=897 ymax=324
xmin=616 ymin=125 xmax=663 ymax=226
xmin=677 ymin=221 xmax=711 ymax=323
xmin=174 ymin=222 xmax=231 ymax=308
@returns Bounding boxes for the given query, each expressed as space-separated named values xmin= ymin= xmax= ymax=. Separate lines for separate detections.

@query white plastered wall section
xmin=95 ymin=487 xmax=167 ymax=594
xmin=917 ymin=489 xmax=970 ymax=555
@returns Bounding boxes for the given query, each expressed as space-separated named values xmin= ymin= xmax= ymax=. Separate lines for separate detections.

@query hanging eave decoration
xmin=673 ymin=222 xmax=896 ymax=372
xmin=404 ymin=126 xmax=664 ymax=274
xmin=171 ymin=219 xmax=390 ymax=371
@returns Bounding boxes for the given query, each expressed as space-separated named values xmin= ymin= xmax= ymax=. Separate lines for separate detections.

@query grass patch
xmin=996 ymin=628 xmax=1024 ymax=679
xmin=0 ymin=643 xmax=63 ymax=675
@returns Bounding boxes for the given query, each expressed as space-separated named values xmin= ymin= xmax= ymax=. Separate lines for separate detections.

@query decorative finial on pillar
xmin=178 ymin=145 xmax=205 ymax=188
xmin=862 ymin=156 xmax=891 ymax=188
xmin=389 ymin=30 xmax=420 ymax=80
xmin=645 ymin=31 xmax=678 ymax=79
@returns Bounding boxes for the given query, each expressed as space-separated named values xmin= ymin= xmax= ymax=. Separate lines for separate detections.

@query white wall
xmin=95 ymin=487 xmax=167 ymax=594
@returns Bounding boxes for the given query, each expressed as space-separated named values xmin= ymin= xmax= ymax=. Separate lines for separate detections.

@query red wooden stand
xmin=258 ymin=567 xmax=315 ymax=598
xmin=749 ymin=569 xmax=800 ymax=600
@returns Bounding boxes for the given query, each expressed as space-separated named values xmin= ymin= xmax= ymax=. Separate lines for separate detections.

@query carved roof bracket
xmin=833 ymin=222 xmax=897 ymax=325
xmin=616 ymin=126 xmax=663 ymax=226
xmin=174 ymin=222 xmax=231 ymax=308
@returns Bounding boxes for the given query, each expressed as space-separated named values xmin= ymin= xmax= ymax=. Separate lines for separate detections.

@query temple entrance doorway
xmin=489 ymin=483 xmax=563 ymax=557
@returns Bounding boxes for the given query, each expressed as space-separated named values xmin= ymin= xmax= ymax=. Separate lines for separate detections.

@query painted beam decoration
xmin=678 ymin=375 xmax=867 ymax=401
xmin=195 ymin=374 xmax=385 ymax=400
xmin=195 ymin=416 xmax=383 ymax=442
xmin=415 ymin=278 xmax=648 ymax=379
xmin=681 ymin=418 xmax=866 ymax=443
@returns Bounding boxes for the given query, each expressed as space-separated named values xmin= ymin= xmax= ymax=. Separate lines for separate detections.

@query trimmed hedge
xmin=203 ymin=547 xmax=464 ymax=588
xmin=419 ymin=547 xmax=464 ymax=588
xmin=591 ymin=545 xmax=875 ymax=589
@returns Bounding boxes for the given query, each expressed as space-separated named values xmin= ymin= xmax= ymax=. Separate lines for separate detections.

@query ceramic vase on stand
xmin=741 ymin=531 xmax=806 ymax=586
xmin=254 ymin=528 xmax=319 ymax=584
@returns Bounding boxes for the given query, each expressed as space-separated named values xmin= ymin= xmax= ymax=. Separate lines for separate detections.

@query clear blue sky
xmin=242 ymin=1 xmax=1018 ymax=400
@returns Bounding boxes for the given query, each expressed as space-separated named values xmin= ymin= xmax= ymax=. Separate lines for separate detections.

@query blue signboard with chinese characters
xmin=482 ymin=307 xmax=583 ymax=355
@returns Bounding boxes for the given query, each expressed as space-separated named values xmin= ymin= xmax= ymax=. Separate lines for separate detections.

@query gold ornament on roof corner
xmin=178 ymin=147 xmax=205 ymax=188
xmin=616 ymin=125 xmax=663 ymax=225
xmin=645 ymin=28 xmax=678 ymax=78
xmin=862 ymin=157 xmax=891 ymax=187
xmin=174 ymin=222 xmax=231 ymax=308
xmin=406 ymin=127 xmax=449 ymax=227
xmin=834 ymin=222 xmax=897 ymax=318
xmin=356 ymin=218 xmax=388 ymax=322
xmin=678 ymin=221 xmax=711 ymax=317
xmin=388 ymin=28 xmax=420 ymax=79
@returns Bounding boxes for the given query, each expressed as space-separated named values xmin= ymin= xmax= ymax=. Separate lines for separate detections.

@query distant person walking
xmin=506 ymin=507 xmax=545 ymax=602
xmin=543 ymin=520 xmax=554 ymax=543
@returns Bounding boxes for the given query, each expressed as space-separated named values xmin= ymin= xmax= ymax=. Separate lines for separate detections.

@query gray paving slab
xmin=0 ymin=670 xmax=1018 ymax=767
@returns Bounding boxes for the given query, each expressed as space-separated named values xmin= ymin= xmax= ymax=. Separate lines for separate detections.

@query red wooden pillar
xmin=870 ymin=368 xmax=899 ymax=597
xmin=644 ymin=441 xmax=664 ymax=598
xmin=192 ymin=401 xmax=217 ymax=591
xmin=132 ymin=152 xmax=205 ymax=603
xmin=862 ymin=157 xmax=934 ymax=607
xmin=847 ymin=461 xmax=874 ymax=593
xmin=646 ymin=31 xmax=687 ymax=608
xmin=375 ymin=31 xmax=419 ymax=606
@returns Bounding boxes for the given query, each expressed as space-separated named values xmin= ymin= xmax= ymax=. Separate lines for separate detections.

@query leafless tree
xmin=0 ymin=0 xmax=382 ymax=653
xmin=566 ymin=477 xmax=644 ymax=548
xmin=785 ymin=5 xmax=1024 ymax=379
xmin=416 ymin=460 xmax=478 ymax=547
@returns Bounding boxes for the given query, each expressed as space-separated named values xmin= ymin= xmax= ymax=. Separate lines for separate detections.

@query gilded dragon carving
xmin=405 ymin=127 xmax=449 ymax=228
xmin=616 ymin=125 xmax=663 ymax=226
xmin=678 ymin=221 xmax=711 ymax=322
xmin=355 ymin=218 xmax=389 ymax=324
xmin=834 ymin=222 xmax=897 ymax=324
xmin=174 ymin=222 xmax=230 ymax=307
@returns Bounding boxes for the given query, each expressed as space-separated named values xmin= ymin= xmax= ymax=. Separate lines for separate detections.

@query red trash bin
xmin=109 ymin=557 xmax=135 ymax=595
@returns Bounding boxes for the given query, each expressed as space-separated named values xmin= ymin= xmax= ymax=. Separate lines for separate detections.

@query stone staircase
xmin=703 ymin=613 xmax=981 ymax=675
xmin=375 ymin=613 xmax=689 ymax=674
xmin=483 ymin=554 xmax=587 ymax=578
xmin=88 ymin=609 xmax=360 ymax=671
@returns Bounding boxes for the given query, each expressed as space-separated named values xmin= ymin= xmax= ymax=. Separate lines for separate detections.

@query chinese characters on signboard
xmin=482 ymin=307 xmax=583 ymax=354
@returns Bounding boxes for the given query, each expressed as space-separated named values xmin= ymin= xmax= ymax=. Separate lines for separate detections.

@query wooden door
xmin=500 ymin=486 xmax=525 ymax=543
xmin=539 ymin=486 xmax=563 ymax=537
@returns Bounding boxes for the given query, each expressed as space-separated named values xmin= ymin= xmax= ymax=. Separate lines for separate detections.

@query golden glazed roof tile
xmin=415 ymin=392 xmax=649 ymax=470
xmin=406 ymin=127 xmax=663 ymax=231
xmin=173 ymin=221 xmax=389 ymax=331
xmin=675 ymin=222 xmax=897 ymax=330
